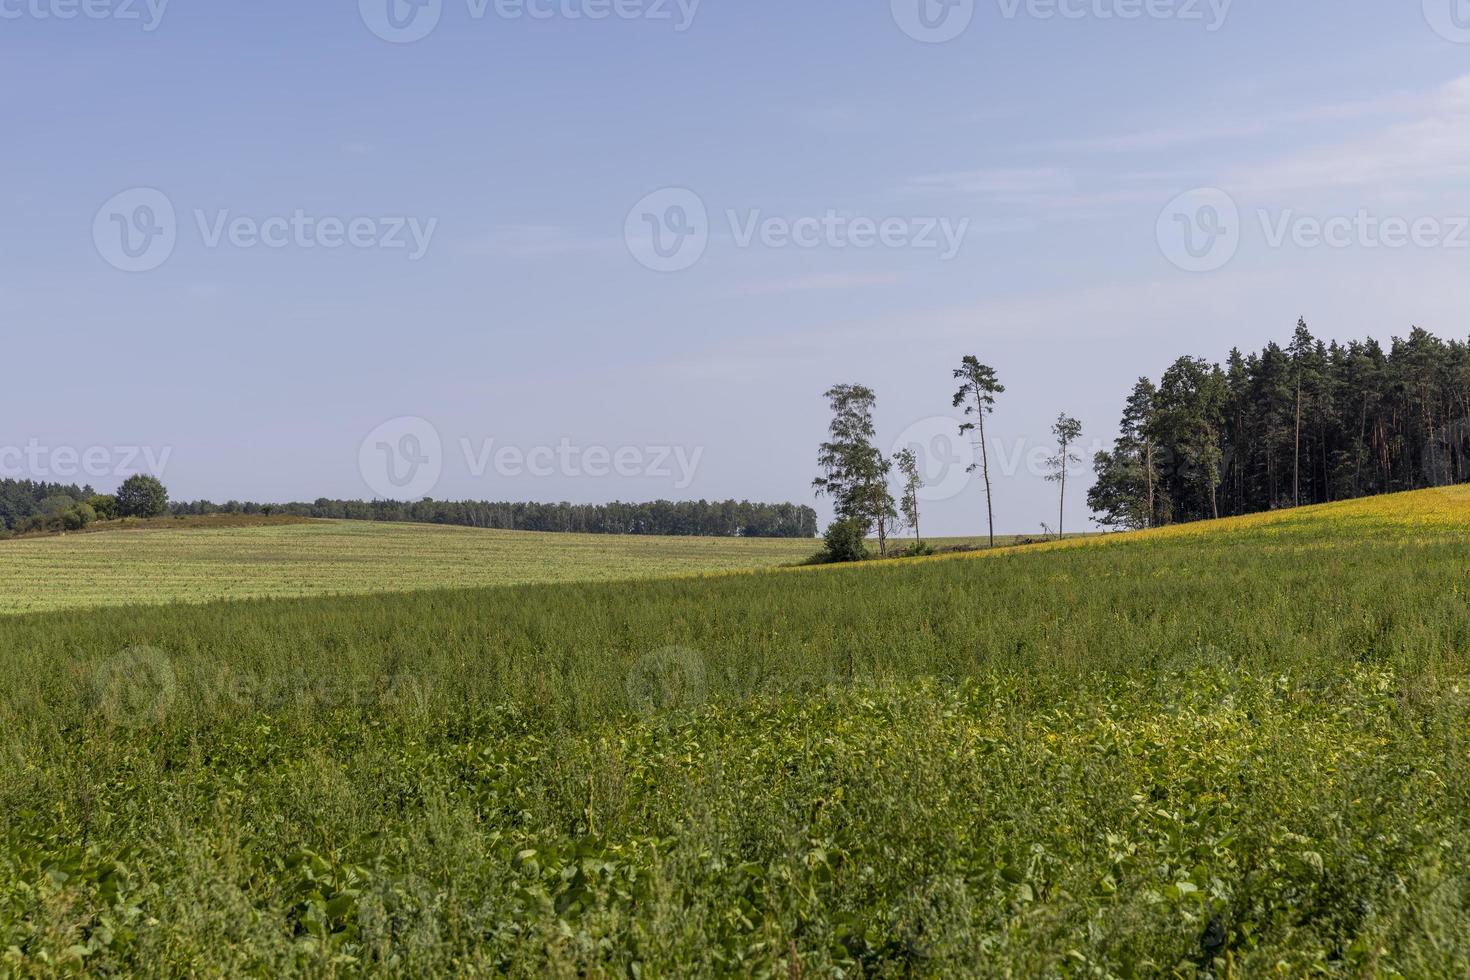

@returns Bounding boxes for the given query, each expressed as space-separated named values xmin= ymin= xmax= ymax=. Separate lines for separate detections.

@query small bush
xmin=822 ymin=518 xmax=871 ymax=564
xmin=88 ymin=494 xmax=119 ymax=521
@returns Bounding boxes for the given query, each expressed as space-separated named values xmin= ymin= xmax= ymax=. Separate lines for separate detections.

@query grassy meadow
xmin=3 ymin=488 xmax=1470 ymax=975
xmin=0 ymin=519 xmax=816 ymax=616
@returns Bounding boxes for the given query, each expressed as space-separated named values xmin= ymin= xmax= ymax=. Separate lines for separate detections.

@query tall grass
xmin=3 ymin=488 xmax=1470 ymax=975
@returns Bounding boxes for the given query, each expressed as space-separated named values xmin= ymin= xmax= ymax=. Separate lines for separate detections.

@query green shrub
xmin=87 ymin=494 xmax=119 ymax=521
xmin=821 ymin=518 xmax=871 ymax=563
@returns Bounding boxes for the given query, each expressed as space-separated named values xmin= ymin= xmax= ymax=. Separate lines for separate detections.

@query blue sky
xmin=4 ymin=1 xmax=1470 ymax=534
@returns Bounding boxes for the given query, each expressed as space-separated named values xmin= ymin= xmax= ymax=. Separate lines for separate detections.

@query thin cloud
xmin=735 ymin=272 xmax=907 ymax=295
xmin=469 ymin=224 xmax=619 ymax=257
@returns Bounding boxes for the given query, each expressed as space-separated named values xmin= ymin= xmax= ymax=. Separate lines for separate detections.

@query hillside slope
xmin=0 ymin=519 xmax=816 ymax=615
xmin=2 ymin=486 xmax=1468 ymax=974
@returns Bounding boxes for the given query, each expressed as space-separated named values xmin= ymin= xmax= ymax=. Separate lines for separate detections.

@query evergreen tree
xmin=952 ymin=356 xmax=1006 ymax=548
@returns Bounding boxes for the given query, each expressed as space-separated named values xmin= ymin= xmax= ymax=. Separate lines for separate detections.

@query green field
xmin=0 ymin=519 xmax=816 ymax=616
xmin=3 ymin=489 xmax=1470 ymax=975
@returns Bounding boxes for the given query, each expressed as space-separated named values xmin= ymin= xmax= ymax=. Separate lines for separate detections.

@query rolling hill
xmin=2 ymin=487 xmax=1468 ymax=974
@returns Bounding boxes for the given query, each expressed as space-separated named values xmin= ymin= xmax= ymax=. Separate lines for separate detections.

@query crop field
xmin=3 ymin=487 xmax=1470 ymax=975
xmin=0 ymin=520 xmax=816 ymax=616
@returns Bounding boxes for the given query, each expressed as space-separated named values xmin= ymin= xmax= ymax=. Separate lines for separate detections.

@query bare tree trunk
xmin=1144 ymin=440 xmax=1155 ymax=529
xmin=975 ymin=399 xmax=995 ymax=548
xmin=1058 ymin=443 xmax=1067 ymax=540
xmin=1294 ymin=373 xmax=1302 ymax=507
xmin=1354 ymin=397 xmax=1367 ymax=497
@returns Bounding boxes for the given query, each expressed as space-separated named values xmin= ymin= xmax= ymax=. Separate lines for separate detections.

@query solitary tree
xmin=1045 ymin=413 xmax=1083 ymax=540
xmin=116 ymin=475 xmax=169 ymax=518
xmin=894 ymin=447 xmax=923 ymax=550
xmin=952 ymin=356 xmax=1005 ymax=548
xmin=813 ymin=384 xmax=896 ymax=559
xmin=1288 ymin=319 xmax=1309 ymax=506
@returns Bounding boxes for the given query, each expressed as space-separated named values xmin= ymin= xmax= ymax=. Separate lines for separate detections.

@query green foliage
xmin=61 ymin=503 xmax=96 ymax=532
xmin=894 ymin=447 xmax=923 ymax=546
xmin=821 ymin=517 xmax=871 ymax=563
xmin=0 ymin=479 xmax=93 ymax=533
xmin=1 ymin=489 xmax=1469 ymax=973
xmin=115 ymin=475 xmax=169 ymax=519
xmin=1093 ymin=324 xmax=1470 ymax=527
xmin=87 ymin=494 xmax=119 ymax=521
xmin=170 ymin=497 xmax=820 ymax=538
xmin=952 ymin=355 xmax=1005 ymax=546
xmin=813 ymin=384 xmax=895 ymax=548
xmin=0 ymin=521 xmax=819 ymax=615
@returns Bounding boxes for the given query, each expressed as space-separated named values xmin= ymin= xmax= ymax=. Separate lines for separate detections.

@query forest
xmin=167 ymin=496 xmax=820 ymax=539
xmin=1089 ymin=323 xmax=1470 ymax=528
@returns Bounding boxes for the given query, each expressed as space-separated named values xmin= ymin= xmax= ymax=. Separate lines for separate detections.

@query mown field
xmin=0 ymin=519 xmax=817 ymax=616
xmin=3 ymin=488 xmax=1470 ymax=975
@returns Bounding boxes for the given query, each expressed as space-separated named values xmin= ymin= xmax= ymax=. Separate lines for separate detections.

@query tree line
xmin=1089 ymin=322 xmax=1470 ymax=528
xmin=0 ymin=475 xmax=168 ymax=536
xmin=812 ymin=358 xmax=1082 ymax=562
xmin=168 ymin=497 xmax=819 ymax=538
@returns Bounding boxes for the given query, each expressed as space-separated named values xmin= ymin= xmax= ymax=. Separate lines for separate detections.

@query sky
xmin=4 ymin=0 xmax=1470 ymax=535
